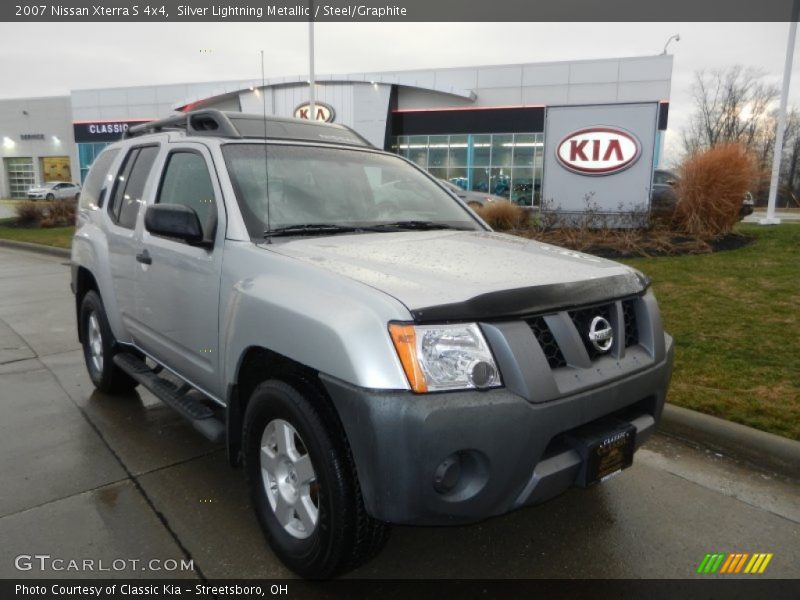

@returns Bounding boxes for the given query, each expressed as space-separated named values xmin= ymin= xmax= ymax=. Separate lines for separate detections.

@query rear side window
xmin=108 ymin=145 xmax=159 ymax=229
xmin=156 ymin=151 xmax=217 ymax=242
xmin=79 ymin=148 xmax=119 ymax=210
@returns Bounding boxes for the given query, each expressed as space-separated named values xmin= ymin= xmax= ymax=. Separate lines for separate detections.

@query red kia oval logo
xmin=556 ymin=127 xmax=641 ymax=175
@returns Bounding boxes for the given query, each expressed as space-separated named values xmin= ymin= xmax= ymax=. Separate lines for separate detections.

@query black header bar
xmin=3 ymin=0 xmax=800 ymax=22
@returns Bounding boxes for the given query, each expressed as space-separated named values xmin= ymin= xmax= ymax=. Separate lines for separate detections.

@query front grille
xmin=527 ymin=316 xmax=567 ymax=369
xmin=569 ymin=304 xmax=614 ymax=360
xmin=522 ymin=297 xmax=641 ymax=370
xmin=621 ymin=299 xmax=639 ymax=347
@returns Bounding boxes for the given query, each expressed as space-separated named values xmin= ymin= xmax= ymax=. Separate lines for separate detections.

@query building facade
xmin=1 ymin=55 xmax=672 ymax=212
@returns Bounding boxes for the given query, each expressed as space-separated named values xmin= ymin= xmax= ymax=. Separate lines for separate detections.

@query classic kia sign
xmin=556 ymin=126 xmax=641 ymax=175
xmin=294 ymin=102 xmax=335 ymax=123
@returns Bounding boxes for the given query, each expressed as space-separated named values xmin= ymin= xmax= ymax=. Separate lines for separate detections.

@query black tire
xmin=79 ymin=290 xmax=137 ymax=393
xmin=45 ymin=193 xmax=54 ymax=201
xmin=243 ymin=379 xmax=389 ymax=579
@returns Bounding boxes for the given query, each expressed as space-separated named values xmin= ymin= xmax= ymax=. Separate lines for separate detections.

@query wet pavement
xmin=0 ymin=246 xmax=798 ymax=580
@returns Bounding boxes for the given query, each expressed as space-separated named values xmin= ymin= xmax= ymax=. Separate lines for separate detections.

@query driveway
xmin=0 ymin=247 xmax=798 ymax=580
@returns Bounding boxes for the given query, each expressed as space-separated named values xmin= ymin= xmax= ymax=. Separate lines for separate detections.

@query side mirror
xmin=144 ymin=204 xmax=205 ymax=245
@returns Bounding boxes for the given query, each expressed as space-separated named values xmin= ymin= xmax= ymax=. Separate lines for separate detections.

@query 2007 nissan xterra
xmin=71 ymin=110 xmax=674 ymax=578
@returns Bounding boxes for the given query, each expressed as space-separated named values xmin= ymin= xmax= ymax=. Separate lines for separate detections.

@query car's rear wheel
xmin=243 ymin=379 xmax=389 ymax=579
xmin=79 ymin=290 xmax=137 ymax=393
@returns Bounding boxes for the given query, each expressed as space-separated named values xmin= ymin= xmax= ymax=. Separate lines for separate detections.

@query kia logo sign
xmin=556 ymin=127 xmax=641 ymax=175
xmin=294 ymin=102 xmax=335 ymax=123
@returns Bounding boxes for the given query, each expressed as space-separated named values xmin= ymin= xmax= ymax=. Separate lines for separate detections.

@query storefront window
xmin=448 ymin=135 xmax=468 ymax=167
xmin=447 ymin=167 xmax=468 ymax=190
xmin=471 ymin=134 xmax=492 ymax=166
xmin=489 ymin=168 xmax=511 ymax=198
xmin=407 ymin=136 xmax=428 ymax=168
xmin=428 ymin=135 xmax=449 ymax=168
xmin=78 ymin=142 xmax=111 ymax=182
xmin=470 ymin=167 xmax=490 ymax=193
xmin=512 ymin=134 xmax=537 ymax=167
xmin=391 ymin=131 xmax=545 ymax=207
xmin=491 ymin=135 xmax=513 ymax=168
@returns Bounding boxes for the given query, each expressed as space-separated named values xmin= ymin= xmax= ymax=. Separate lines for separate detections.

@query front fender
xmin=71 ymin=217 xmax=130 ymax=344
xmin=220 ymin=241 xmax=412 ymax=392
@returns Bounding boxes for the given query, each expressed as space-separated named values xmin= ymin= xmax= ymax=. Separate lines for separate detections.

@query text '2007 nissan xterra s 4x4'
xmin=71 ymin=110 xmax=674 ymax=579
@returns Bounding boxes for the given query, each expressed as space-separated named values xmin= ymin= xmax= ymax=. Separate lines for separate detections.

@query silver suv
xmin=71 ymin=110 xmax=674 ymax=579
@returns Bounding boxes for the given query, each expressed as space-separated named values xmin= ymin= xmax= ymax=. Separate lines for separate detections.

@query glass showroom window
xmin=78 ymin=142 xmax=111 ymax=182
xmin=393 ymin=132 xmax=544 ymax=206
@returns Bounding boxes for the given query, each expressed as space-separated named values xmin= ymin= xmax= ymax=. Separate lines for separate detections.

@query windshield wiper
xmin=264 ymin=223 xmax=366 ymax=238
xmin=367 ymin=220 xmax=468 ymax=231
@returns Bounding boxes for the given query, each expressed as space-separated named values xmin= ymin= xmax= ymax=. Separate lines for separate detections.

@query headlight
xmin=389 ymin=323 xmax=501 ymax=393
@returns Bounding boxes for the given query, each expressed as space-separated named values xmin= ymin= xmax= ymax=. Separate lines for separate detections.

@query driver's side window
xmin=157 ymin=151 xmax=217 ymax=242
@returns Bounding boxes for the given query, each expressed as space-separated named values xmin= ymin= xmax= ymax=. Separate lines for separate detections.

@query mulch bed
xmin=512 ymin=229 xmax=755 ymax=259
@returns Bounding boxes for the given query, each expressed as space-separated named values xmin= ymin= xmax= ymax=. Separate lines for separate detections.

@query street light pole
xmin=762 ymin=11 xmax=798 ymax=225
xmin=308 ymin=0 xmax=315 ymax=120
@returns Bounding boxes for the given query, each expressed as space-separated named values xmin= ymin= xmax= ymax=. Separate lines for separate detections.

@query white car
xmin=27 ymin=181 xmax=81 ymax=201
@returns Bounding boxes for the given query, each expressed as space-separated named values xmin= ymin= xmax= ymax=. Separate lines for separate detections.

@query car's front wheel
xmin=243 ymin=379 xmax=389 ymax=579
xmin=45 ymin=193 xmax=54 ymax=201
xmin=79 ymin=290 xmax=137 ymax=393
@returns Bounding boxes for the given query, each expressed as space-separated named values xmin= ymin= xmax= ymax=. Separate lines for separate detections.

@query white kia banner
xmin=555 ymin=127 xmax=641 ymax=176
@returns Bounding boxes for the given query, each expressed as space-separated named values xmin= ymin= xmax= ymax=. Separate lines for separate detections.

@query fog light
xmin=433 ymin=454 xmax=462 ymax=494
xmin=468 ymin=360 xmax=496 ymax=389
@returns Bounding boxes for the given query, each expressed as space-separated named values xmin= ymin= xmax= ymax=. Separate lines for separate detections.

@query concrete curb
xmin=0 ymin=239 xmax=70 ymax=259
xmin=660 ymin=403 xmax=800 ymax=480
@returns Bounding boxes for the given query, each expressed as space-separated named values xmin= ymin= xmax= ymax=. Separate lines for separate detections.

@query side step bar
xmin=113 ymin=352 xmax=224 ymax=443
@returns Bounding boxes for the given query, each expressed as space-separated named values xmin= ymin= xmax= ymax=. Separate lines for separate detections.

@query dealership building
xmin=0 ymin=54 xmax=672 ymax=213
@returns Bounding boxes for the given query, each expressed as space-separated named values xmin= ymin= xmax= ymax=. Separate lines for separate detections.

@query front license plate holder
xmin=565 ymin=419 xmax=637 ymax=487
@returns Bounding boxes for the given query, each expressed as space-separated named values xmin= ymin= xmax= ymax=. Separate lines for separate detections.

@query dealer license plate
xmin=565 ymin=420 xmax=636 ymax=487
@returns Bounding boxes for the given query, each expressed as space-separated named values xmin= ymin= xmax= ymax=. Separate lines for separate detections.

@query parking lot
xmin=0 ymin=246 xmax=798 ymax=580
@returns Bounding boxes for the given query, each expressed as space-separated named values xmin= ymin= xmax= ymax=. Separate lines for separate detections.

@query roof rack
xmin=123 ymin=109 xmax=372 ymax=148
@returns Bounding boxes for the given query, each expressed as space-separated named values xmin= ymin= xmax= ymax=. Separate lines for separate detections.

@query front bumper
xmin=321 ymin=334 xmax=673 ymax=525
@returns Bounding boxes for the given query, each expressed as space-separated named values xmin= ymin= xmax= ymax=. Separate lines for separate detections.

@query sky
xmin=1 ymin=21 xmax=799 ymax=163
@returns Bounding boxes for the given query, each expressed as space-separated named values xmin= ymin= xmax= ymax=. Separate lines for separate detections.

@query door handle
xmin=135 ymin=250 xmax=152 ymax=265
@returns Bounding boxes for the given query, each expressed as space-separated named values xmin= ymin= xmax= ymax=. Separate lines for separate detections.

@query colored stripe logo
xmin=696 ymin=553 xmax=773 ymax=574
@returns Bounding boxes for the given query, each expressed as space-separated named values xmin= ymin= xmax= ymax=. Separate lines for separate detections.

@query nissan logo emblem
xmin=588 ymin=316 xmax=614 ymax=353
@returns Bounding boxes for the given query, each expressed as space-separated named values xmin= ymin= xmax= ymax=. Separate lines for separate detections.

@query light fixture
xmin=661 ymin=34 xmax=681 ymax=55
xmin=2 ymin=136 xmax=14 ymax=148
xmin=51 ymin=136 xmax=60 ymax=144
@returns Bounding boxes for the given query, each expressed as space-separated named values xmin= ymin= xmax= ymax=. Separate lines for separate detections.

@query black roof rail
xmin=123 ymin=109 xmax=373 ymax=148
xmin=124 ymin=110 xmax=241 ymax=139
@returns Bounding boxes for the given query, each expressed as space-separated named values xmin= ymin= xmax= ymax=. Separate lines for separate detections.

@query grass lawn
xmin=622 ymin=223 xmax=800 ymax=440
xmin=0 ymin=218 xmax=74 ymax=249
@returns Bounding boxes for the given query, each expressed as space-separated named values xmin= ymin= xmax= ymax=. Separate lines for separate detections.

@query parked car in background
xmin=740 ymin=191 xmax=755 ymax=217
xmin=650 ymin=169 xmax=679 ymax=219
xmin=27 ymin=181 xmax=81 ymax=201
xmin=650 ymin=169 xmax=753 ymax=220
xmin=440 ymin=179 xmax=506 ymax=208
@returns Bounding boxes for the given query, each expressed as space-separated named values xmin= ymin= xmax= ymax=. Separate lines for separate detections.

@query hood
xmin=266 ymin=230 xmax=647 ymax=321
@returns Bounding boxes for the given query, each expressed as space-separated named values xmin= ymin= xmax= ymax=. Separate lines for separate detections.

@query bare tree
xmin=682 ymin=66 xmax=779 ymax=155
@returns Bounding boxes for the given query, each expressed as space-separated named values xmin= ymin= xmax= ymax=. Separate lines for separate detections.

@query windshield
xmin=221 ymin=144 xmax=482 ymax=238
